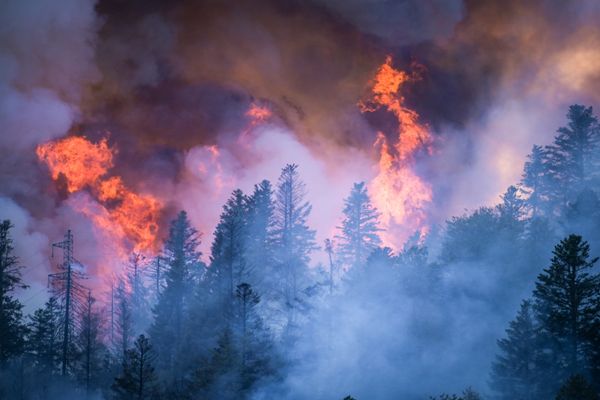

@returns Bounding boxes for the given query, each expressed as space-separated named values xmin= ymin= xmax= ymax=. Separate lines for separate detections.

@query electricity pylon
xmin=48 ymin=229 xmax=88 ymax=376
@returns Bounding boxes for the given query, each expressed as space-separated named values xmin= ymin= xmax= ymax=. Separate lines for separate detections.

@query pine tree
xmin=245 ymin=180 xmax=276 ymax=292
xmin=546 ymin=105 xmax=600 ymax=204
xmin=533 ymin=235 xmax=600 ymax=389
xmin=273 ymin=164 xmax=317 ymax=322
xmin=27 ymin=296 xmax=61 ymax=374
xmin=236 ymin=283 xmax=260 ymax=369
xmin=193 ymin=282 xmax=277 ymax=399
xmin=112 ymin=334 xmax=158 ymax=400
xmin=430 ymin=388 xmax=482 ymax=400
xmin=521 ymin=145 xmax=551 ymax=217
xmin=441 ymin=207 xmax=499 ymax=263
xmin=76 ymin=291 xmax=106 ymax=394
xmin=490 ymin=300 xmax=539 ymax=400
xmin=114 ymin=278 xmax=132 ymax=359
xmin=523 ymin=216 xmax=557 ymax=275
xmin=324 ymin=238 xmax=336 ymax=293
xmin=555 ymin=374 xmax=598 ymax=400
xmin=147 ymin=256 xmax=165 ymax=305
xmin=0 ymin=220 xmax=27 ymax=364
xmin=150 ymin=210 xmax=202 ymax=385
xmin=564 ymin=189 xmax=600 ymax=242
xmin=495 ymin=186 xmax=527 ymax=255
xmin=336 ymin=182 xmax=382 ymax=270
xmin=497 ymin=186 xmax=526 ymax=224
xmin=199 ymin=329 xmax=241 ymax=399
xmin=127 ymin=253 xmax=150 ymax=332
xmin=392 ymin=238 xmax=432 ymax=295
xmin=234 ymin=282 xmax=276 ymax=390
xmin=210 ymin=189 xmax=249 ymax=303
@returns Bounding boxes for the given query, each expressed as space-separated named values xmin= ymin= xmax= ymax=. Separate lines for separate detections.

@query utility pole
xmin=85 ymin=290 xmax=92 ymax=393
xmin=324 ymin=238 xmax=335 ymax=294
xmin=155 ymin=256 xmax=160 ymax=295
xmin=150 ymin=256 xmax=162 ymax=299
xmin=49 ymin=229 xmax=87 ymax=376
xmin=111 ymin=280 xmax=115 ymax=349
xmin=128 ymin=253 xmax=144 ymax=310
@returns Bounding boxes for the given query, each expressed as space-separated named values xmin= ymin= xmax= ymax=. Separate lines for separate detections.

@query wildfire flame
xmin=37 ymin=136 xmax=161 ymax=256
xmin=97 ymin=176 xmax=160 ymax=252
xmin=36 ymin=136 xmax=114 ymax=193
xmin=245 ymin=102 xmax=273 ymax=126
xmin=361 ymin=56 xmax=433 ymax=248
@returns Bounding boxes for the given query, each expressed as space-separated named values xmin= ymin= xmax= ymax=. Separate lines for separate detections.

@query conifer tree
xmin=114 ymin=278 xmax=132 ymax=359
xmin=495 ymin=186 xmax=527 ymax=254
xmin=193 ymin=283 xmax=277 ymax=398
xmin=147 ymin=256 xmax=165 ymax=305
xmin=210 ymin=189 xmax=249 ymax=302
xmin=27 ymin=296 xmax=61 ymax=374
xmin=150 ymin=210 xmax=202 ymax=385
xmin=234 ymin=283 xmax=277 ymax=391
xmin=555 ymin=374 xmax=598 ymax=400
xmin=497 ymin=186 xmax=526 ymax=224
xmin=200 ymin=329 xmax=241 ymax=399
xmin=336 ymin=182 xmax=382 ymax=270
xmin=0 ymin=220 xmax=27 ymax=364
xmin=546 ymin=105 xmax=600 ymax=203
xmin=127 ymin=253 xmax=150 ymax=332
xmin=430 ymin=388 xmax=482 ymax=400
xmin=521 ymin=145 xmax=551 ymax=217
xmin=533 ymin=235 xmax=600 ymax=389
xmin=236 ymin=283 xmax=260 ymax=368
xmin=112 ymin=334 xmax=157 ymax=400
xmin=490 ymin=300 xmax=539 ymax=400
xmin=441 ymin=207 xmax=499 ymax=263
xmin=245 ymin=180 xmax=276 ymax=291
xmin=273 ymin=164 xmax=316 ymax=321
xmin=76 ymin=291 xmax=106 ymax=394
xmin=523 ymin=216 xmax=557 ymax=271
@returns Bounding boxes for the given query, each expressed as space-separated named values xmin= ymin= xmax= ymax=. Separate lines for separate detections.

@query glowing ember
xmin=36 ymin=136 xmax=113 ymax=193
xmin=361 ymin=56 xmax=433 ymax=247
xmin=37 ymin=136 xmax=162 ymax=258
xmin=245 ymin=102 xmax=272 ymax=126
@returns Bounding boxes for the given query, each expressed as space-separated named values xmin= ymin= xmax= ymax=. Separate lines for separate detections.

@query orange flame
xmin=36 ymin=136 xmax=113 ymax=193
xmin=37 ymin=136 xmax=162 ymax=257
xmin=245 ymin=102 xmax=272 ymax=126
xmin=361 ymin=56 xmax=433 ymax=247
xmin=97 ymin=176 xmax=160 ymax=252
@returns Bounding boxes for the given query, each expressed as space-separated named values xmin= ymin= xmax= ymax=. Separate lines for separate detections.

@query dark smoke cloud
xmin=315 ymin=0 xmax=464 ymax=45
xmin=83 ymin=0 xmax=600 ymax=217
xmin=407 ymin=0 xmax=600 ymax=130
xmin=0 ymin=0 xmax=98 ymax=203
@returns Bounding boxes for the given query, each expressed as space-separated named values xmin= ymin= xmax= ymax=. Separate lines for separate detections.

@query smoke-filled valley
xmin=1 ymin=0 xmax=600 ymax=399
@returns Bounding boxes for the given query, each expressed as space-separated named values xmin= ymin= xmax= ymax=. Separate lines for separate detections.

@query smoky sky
xmin=80 ymin=0 xmax=600 ymax=195
xmin=1 ymin=0 xmax=600 ymax=302
xmin=1 ymin=1 xmax=600 ymax=398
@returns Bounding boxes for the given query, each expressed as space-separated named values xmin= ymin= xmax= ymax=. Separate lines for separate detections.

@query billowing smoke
xmin=1 ymin=0 xmax=600 ymax=397
xmin=0 ymin=0 xmax=99 ymax=309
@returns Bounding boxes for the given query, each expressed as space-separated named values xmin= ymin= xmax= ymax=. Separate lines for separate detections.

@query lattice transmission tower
xmin=48 ymin=229 xmax=88 ymax=376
